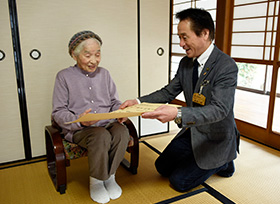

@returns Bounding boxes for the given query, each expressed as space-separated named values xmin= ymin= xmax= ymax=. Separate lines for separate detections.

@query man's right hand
xmin=119 ymin=99 xmax=139 ymax=110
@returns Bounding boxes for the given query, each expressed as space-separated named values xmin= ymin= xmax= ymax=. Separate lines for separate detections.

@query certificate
xmin=66 ymin=102 xmax=180 ymax=124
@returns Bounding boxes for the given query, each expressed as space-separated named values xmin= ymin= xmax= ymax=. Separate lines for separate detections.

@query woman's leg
xmin=73 ymin=126 xmax=112 ymax=203
xmin=104 ymin=122 xmax=130 ymax=200
xmin=73 ymin=126 xmax=112 ymax=180
xmin=106 ymin=122 xmax=130 ymax=176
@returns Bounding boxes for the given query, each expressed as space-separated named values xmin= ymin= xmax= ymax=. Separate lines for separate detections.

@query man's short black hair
xmin=176 ymin=8 xmax=215 ymax=40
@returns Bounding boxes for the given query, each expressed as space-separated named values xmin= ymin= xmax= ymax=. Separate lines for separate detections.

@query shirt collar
xmin=195 ymin=42 xmax=214 ymax=67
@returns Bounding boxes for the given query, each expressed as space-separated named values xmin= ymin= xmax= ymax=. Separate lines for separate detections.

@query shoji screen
xmin=0 ymin=0 xmax=25 ymax=163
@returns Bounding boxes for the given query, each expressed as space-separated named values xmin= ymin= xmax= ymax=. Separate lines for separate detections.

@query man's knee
xmin=155 ymin=157 xmax=168 ymax=177
xmin=169 ymin=174 xmax=194 ymax=192
xmin=155 ymin=158 xmax=162 ymax=174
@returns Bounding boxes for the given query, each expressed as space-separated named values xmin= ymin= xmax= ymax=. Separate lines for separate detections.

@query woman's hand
xmin=118 ymin=99 xmax=138 ymax=123
xmin=118 ymin=117 xmax=128 ymax=123
xmin=119 ymin=99 xmax=138 ymax=109
xmin=79 ymin=108 xmax=98 ymax=127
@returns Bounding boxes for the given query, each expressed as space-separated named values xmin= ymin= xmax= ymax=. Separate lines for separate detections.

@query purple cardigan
xmin=52 ymin=65 xmax=121 ymax=142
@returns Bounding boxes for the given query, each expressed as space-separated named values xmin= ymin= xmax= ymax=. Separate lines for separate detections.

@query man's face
xmin=177 ymin=19 xmax=210 ymax=58
xmin=73 ymin=38 xmax=101 ymax=73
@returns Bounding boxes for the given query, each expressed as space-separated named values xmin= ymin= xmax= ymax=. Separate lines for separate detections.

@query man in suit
xmin=120 ymin=8 xmax=240 ymax=192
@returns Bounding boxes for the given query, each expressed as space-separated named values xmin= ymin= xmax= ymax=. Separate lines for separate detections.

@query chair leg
xmin=58 ymin=184 xmax=66 ymax=194
xmin=45 ymin=126 xmax=67 ymax=194
xmin=120 ymin=119 xmax=139 ymax=174
xmin=121 ymin=143 xmax=139 ymax=174
xmin=129 ymin=142 xmax=139 ymax=174
xmin=122 ymin=119 xmax=139 ymax=174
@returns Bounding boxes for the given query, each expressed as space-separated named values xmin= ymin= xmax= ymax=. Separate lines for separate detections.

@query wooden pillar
xmin=215 ymin=0 xmax=234 ymax=55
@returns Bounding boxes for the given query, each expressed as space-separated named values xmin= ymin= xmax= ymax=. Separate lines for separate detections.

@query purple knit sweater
xmin=52 ymin=65 xmax=121 ymax=142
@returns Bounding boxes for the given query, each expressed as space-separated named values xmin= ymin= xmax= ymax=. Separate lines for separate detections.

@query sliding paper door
xmin=0 ymin=0 xmax=25 ymax=163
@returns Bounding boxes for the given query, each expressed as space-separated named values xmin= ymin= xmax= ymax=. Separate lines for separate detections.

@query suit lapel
xmin=195 ymin=46 xmax=220 ymax=91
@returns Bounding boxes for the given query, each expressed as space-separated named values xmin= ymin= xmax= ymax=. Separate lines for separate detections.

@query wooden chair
xmin=45 ymin=118 xmax=139 ymax=194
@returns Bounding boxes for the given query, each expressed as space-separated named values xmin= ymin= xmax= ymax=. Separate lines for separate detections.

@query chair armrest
xmin=123 ymin=119 xmax=139 ymax=145
xmin=45 ymin=125 xmax=65 ymax=156
xmin=45 ymin=125 xmax=67 ymax=193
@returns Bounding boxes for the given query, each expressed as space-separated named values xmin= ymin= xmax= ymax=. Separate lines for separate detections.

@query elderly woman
xmin=52 ymin=30 xmax=130 ymax=203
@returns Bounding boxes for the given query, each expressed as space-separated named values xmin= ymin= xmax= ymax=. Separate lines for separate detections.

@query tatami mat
xmin=0 ymin=141 xmax=202 ymax=204
xmin=206 ymin=137 xmax=280 ymax=204
xmin=1 ymin=131 xmax=280 ymax=204
xmin=144 ymin=133 xmax=280 ymax=204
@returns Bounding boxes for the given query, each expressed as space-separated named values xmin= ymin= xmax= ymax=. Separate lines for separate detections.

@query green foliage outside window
xmin=237 ymin=62 xmax=257 ymax=88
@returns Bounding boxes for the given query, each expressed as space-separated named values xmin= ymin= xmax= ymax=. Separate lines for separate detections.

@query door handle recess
xmin=30 ymin=49 xmax=41 ymax=60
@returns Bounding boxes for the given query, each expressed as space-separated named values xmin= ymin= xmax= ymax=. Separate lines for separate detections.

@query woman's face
xmin=73 ymin=38 xmax=101 ymax=73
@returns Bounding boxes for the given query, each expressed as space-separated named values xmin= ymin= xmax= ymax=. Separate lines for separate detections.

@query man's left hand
xmin=141 ymin=105 xmax=178 ymax=123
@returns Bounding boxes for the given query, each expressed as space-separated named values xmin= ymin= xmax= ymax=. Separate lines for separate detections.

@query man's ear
xmin=202 ymin=29 xmax=210 ymax=40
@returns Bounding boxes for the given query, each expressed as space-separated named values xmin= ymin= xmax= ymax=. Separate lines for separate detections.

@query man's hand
xmin=79 ymin=108 xmax=98 ymax=127
xmin=141 ymin=105 xmax=178 ymax=123
xmin=119 ymin=99 xmax=138 ymax=109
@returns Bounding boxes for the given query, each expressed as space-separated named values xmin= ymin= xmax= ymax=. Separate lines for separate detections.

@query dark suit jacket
xmin=139 ymin=45 xmax=240 ymax=170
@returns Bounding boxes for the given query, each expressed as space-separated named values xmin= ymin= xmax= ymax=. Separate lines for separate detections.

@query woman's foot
xmin=104 ymin=174 xmax=122 ymax=200
xmin=89 ymin=177 xmax=110 ymax=203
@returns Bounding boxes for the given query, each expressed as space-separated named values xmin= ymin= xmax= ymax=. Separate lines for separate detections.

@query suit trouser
xmin=155 ymin=128 xmax=227 ymax=192
xmin=73 ymin=122 xmax=130 ymax=180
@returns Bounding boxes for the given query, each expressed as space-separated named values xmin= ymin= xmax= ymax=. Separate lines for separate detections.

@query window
xmin=232 ymin=0 xmax=278 ymax=61
xmin=232 ymin=0 xmax=280 ymax=131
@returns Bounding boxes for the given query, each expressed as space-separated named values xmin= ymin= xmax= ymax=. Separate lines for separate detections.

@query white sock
xmin=104 ymin=174 xmax=122 ymax=200
xmin=89 ymin=177 xmax=110 ymax=204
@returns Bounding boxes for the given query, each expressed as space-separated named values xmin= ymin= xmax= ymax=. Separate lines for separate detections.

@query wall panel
xmin=0 ymin=0 xmax=25 ymax=163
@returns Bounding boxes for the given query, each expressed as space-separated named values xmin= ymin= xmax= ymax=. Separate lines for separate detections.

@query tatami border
xmin=141 ymin=141 xmax=236 ymax=204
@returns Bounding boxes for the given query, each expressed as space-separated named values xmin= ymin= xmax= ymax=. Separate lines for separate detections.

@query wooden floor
xmin=234 ymin=89 xmax=280 ymax=132
xmin=1 ymin=126 xmax=280 ymax=204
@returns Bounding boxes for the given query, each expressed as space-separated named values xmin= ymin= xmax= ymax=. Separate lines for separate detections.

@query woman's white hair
xmin=72 ymin=38 xmax=102 ymax=57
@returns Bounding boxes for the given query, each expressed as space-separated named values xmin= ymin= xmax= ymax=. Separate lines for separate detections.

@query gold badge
xmin=192 ymin=80 xmax=209 ymax=106
xmin=192 ymin=93 xmax=206 ymax=105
